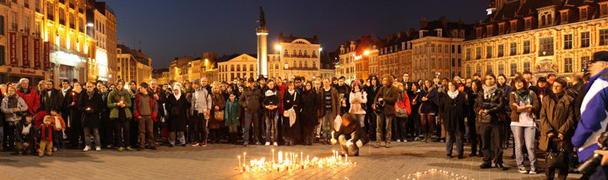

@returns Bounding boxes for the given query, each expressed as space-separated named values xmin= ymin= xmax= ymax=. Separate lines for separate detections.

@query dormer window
xmin=436 ymin=29 xmax=443 ymax=37
xmin=524 ymin=17 xmax=532 ymax=30
xmin=601 ymin=2 xmax=608 ymax=17
xmin=476 ymin=27 xmax=482 ymax=38
xmin=510 ymin=20 xmax=517 ymax=33
xmin=560 ymin=10 xmax=569 ymax=23
xmin=580 ymin=6 xmax=588 ymax=20
xmin=498 ymin=23 xmax=505 ymax=35
xmin=486 ymin=25 xmax=493 ymax=37
xmin=419 ymin=30 xmax=426 ymax=38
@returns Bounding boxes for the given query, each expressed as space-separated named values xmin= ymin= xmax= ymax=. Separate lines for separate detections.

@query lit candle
xmin=278 ymin=151 xmax=283 ymax=163
xmin=238 ymin=156 xmax=241 ymax=169
xmin=300 ymin=152 xmax=303 ymax=164
xmin=272 ymin=149 xmax=275 ymax=164
xmin=345 ymin=154 xmax=348 ymax=163
xmin=243 ymin=152 xmax=246 ymax=166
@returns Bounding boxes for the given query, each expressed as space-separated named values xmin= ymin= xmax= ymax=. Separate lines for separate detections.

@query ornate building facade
xmin=462 ymin=0 xmax=608 ymax=78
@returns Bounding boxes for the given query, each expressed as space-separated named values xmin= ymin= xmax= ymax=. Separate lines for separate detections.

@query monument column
xmin=256 ymin=7 xmax=268 ymax=78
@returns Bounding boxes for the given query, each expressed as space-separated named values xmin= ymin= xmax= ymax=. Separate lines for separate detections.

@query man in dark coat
xmin=239 ymin=78 xmax=262 ymax=146
xmin=79 ymin=82 xmax=103 ymax=152
xmin=37 ymin=81 xmax=63 ymax=127
xmin=373 ymin=75 xmax=399 ymax=148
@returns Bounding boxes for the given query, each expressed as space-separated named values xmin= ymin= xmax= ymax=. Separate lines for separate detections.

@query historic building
xmin=337 ymin=35 xmax=376 ymax=81
xmin=117 ymin=44 xmax=152 ymax=84
xmin=152 ymin=68 xmax=168 ymax=84
xmin=217 ymin=53 xmax=257 ymax=82
xmin=268 ymin=33 xmax=323 ymax=80
xmin=462 ymin=0 xmax=608 ymax=78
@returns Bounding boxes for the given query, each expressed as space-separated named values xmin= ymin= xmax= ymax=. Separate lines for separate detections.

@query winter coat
xmin=107 ymin=89 xmax=133 ymax=119
xmin=395 ymin=90 xmax=412 ymax=116
xmin=573 ymin=69 xmax=608 ymax=162
xmin=349 ymin=91 xmax=367 ymax=114
xmin=319 ymin=87 xmax=339 ymax=120
xmin=263 ymin=88 xmax=280 ymax=119
xmin=39 ymin=88 xmax=63 ymax=112
xmin=15 ymin=119 xmax=36 ymax=143
xmin=66 ymin=90 xmax=82 ymax=128
xmin=439 ymin=92 xmax=467 ymax=133
xmin=335 ymin=117 xmax=369 ymax=145
xmin=1 ymin=95 xmax=28 ymax=124
xmin=374 ymin=85 xmax=400 ymax=116
xmin=210 ymin=93 xmax=226 ymax=129
xmin=277 ymin=84 xmax=287 ymax=114
xmin=224 ymin=100 xmax=241 ymax=126
xmin=165 ymin=94 xmax=191 ymax=132
xmin=540 ymin=93 xmax=575 ymax=152
xmin=79 ymin=90 xmax=103 ymax=128
xmin=299 ymin=89 xmax=319 ymax=127
xmin=474 ymin=87 xmax=505 ymax=124
xmin=17 ymin=87 xmax=39 ymax=115
xmin=190 ymin=88 xmax=212 ymax=114
xmin=239 ymin=86 xmax=261 ymax=112
xmin=133 ymin=93 xmax=159 ymax=121
xmin=509 ymin=90 xmax=540 ymax=122
xmin=418 ymin=87 xmax=438 ymax=114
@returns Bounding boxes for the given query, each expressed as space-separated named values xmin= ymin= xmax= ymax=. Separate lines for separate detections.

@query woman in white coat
xmin=349 ymin=81 xmax=367 ymax=128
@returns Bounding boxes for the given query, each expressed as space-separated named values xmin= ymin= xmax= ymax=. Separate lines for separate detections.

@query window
xmin=547 ymin=14 xmax=553 ymax=25
xmin=524 ymin=62 xmax=531 ymax=72
xmin=600 ymin=29 xmax=608 ymax=46
xmin=510 ymin=21 xmax=517 ymax=32
xmin=438 ymin=44 xmax=441 ymax=53
xmin=0 ymin=16 xmax=4 ymax=35
xmin=431 ymin=44 xmax=435 ymax=52
xmin=486 ymin=46 xmax=493 ymax=58
xmin=486 ymin=25 xmax=493 ymax=37
xmin=524 ymin=40 xmax=530 ymax=54
xmin=581 ymin=7 xmax=588 ymax=20
xmin=466 ymin=67 xmax=471 ymax=77
xmin=510 ymin=42 xmax=517 ymax=55
xmin=581 ymin=32 xmax=590 ymax=47
xmin=486 ymin=65 xmax=493 ymax=73
xmin=510 ymin=63 xmax=517 ymax=76
xmin=582 ymin=56 xmax=590 ymax=71
xmin=498 ymin=44 xmax=504 ymax=57
xmin=499 ymin=24 xmax=505 ymax=34
xmin=250 ymin=64 xmax=254 ymax=71
xmin=466 ymin=48 xmax=471 ymax=60
xmin=561 ymin=11 xmax=569 ymax=23
xmin=498 ymin=64 xmax=505 ymax=75
xmin=539 ymin=37 xmax=554 ymax=56
xmin=602 ymin=3 xmax=608 ymax=16
xmin=564 ymin=34 xmax=573 ymax=49
xmin=525 ymin=18 xmax=531 ymax=29
xmin=476 ymin=65 xmax=482 ymax=74
xmin=236 ymin=64 xmax=240 ymax=71
xmin=476 ymin=47 xmax=481 ymax=59
xmin=458 ymin=58 xmax=462 ymax=67
xmin=565 ymin=58 xmax=573 ymax=72
xmin=445 ymin=45 xmax=449 ymax=53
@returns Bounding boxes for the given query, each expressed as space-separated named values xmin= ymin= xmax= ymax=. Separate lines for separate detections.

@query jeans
xmin=446 ymin=130 xmax=464 ymax=156
xmin=139 ymin=116 xmax=155 ymax=147
xmin=322 ymin=111 xmax=333 ymax=141
xmin=481 ymin=123 xmax=503 ymax=164
xmin=0 ymin=127 xmax=3 ymax=149
xmin=83 ymin=127 xmax=101 ymax=147
xmin=376 ymin=114 xmax=393 ymax=142
xmin=191 ymin=112 xmax=208 ymax=144
xmin=394 ymin=117 xmax=407 ymax=140
xmin=243 ymin=111 xmax=260 ymax=144
xmin=113 ymin=118 xmax=130 ymax=148
xmin=265 ymin=112 xmax=279 ymax=143
xmin=169 ymin=131 xmax=185 ymax=145
xmin=511 ymin=126 xmax=536 ymax=169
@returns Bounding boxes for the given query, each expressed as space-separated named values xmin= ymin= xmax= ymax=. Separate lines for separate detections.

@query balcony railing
xmin=284 ymin=67 xmax=318 ymax=70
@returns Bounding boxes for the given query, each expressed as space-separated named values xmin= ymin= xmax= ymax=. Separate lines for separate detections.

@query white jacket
xmin=349 ymin=91 xmax=367 ymax=114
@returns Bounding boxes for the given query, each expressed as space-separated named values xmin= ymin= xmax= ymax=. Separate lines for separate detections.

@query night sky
xmin=103 ymin=0 xmax=489 ymax=69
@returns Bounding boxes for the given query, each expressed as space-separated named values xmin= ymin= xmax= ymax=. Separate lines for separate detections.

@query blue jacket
xmin=572 ymin=69 xmax=608 ymax=162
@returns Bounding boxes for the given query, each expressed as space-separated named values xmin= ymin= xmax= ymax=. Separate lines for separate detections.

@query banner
xmin=34 ymin=38 xmax=40 ymax=68
xmin=43 ymin=42 xmax=50 ymax=69
xmin=9 ymin=32 xmax=16 ymax=66
xmin=22 ymin=35 xmax=29 ymax=67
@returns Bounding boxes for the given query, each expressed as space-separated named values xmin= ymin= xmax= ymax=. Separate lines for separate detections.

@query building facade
xmin=267 ymin=33 xmax=323 ymax=80
xmin=117 ymin=44 xmax=152 ymax=84
xmin=462 ymin=0 xmax=608 ymax=79
xmin=217 ymin=54 xmax=257 ymax=82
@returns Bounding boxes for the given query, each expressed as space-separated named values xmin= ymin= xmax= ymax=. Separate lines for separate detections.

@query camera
xmin=374 ymin=101 xmax=385 ymax=114
xmin=578 ymin=132 xmax=608 ymax=175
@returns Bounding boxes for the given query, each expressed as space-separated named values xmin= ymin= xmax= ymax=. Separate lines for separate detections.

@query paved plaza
xmin=0 ymin=141 xmax=584 ymax=180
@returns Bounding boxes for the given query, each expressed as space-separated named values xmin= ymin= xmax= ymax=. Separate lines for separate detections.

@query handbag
xmin=214 ymin=110 xmax=225 ymax=121
xmin=546 ymin=139 xmax=568 ymax=169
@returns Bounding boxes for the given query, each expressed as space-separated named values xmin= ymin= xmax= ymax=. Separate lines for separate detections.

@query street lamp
xmin=275 ymin=44 xmax=282 ymax=51
xmin=363 ymin=50 xmax=370 ymax=56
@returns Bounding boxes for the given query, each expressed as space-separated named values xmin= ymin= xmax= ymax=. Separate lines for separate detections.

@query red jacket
xmin=277 ymin=84 xmax=287 ymax=114
xmin=17 ymin=87 xmax=40 ymax=115
xmin=396 ymin=91 xmax=412 ymax=115
xmin=133 ymin=93 xmax=158 ymax=122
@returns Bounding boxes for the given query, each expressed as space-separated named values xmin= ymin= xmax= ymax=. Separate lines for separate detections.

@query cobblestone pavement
xmin=0 ymin=141 xmax=582 ymax=180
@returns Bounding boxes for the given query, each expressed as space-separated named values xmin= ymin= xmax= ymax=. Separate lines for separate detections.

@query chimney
xmin=397 ymin=31 xmax=404 ymax=38
xmin=439 ymin=16 xmax=448 ymax=27
xmin=420 ymin=17 xmax=428 ymax=29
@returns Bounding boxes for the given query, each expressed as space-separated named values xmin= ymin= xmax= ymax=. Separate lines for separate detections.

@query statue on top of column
xmin=258 ymin=7 xmax=266 ymax=27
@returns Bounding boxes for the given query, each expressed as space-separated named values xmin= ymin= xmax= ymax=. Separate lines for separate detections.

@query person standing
xmin=209 ymin=84 xmax=225 ymax=144
xmin=394 ymin=82 xmax=412 ymax=142
xmin=509 ymin=76 xmax=539 ymax=174
xmin=133 ymin=83 xmax=158 ymax=150
xmin=365 ymin=76 xmax=381 ymax=141
xmin=79 ymin=82 xmax=103 ymax=152
xmin=282 ymin=82 xmax=300 ymax=146
xmin=107 ymin=80 xmax=133 ymax=151
xmin=224 ymin=93 xmax=240 ymax=144
xmin=189 ymin=79 xmax=212 ymax=146
xmin=38 ymin=80 xmax=64 ymax=151
xmin=319 ymin=78 xmax=339 ymax=144
xmin=300 ymin=81 xmax=318 ymax=145
xmin=467 ymin=80 xmax=483 ymax=157
xmin=16 ymin=78 xmax=40 ymax=117
xmin=239 ymin=78 xmax=262 ymax=146
xmin=475 ymin=74 xmax=507 ymax=170
xmin=263 ymin=80 xmax=280 ymax=146
xmin=66 ymin=82 xmax=84 ymax=149
xmin=439 ymin=81 xmax=467 ymax=159
xmin=336 ymin=77 xmax=351 ymax=116
xmin=166 ymin=84 xmax=191 ymax=147
xmin=349 ymin=81 xmax=367 ymax=129
xmin=1 ymin=86 xmax=28 ymax=150
xmin=373 ymin=75 xmax=399 ymax=148
xmin=540 ymin=78 xmax=575 ymax=179
xmin=419 ymin=80 xmax=438 ymax=142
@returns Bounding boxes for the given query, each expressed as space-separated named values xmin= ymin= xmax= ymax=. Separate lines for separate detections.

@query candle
xmin=272 ymin=149 xmax=275 ymax=164
xmin=243 ymin=152 xmax=246 ymax=166
xmin=345 ymin=154 xmax=348 ymax=163
xmin=300 ymin=152 xmax=303 ymax=164
xmin=278 ymin=151 xmax=283 ymax=163
xmin=238 ymin=156 xmax=241 ymax=169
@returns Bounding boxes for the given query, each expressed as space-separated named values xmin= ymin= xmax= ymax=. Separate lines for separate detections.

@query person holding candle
xmin=165 ymin=84 xmax=191 ymax=147
xmin=263 ymin=79 xmax=280 ymax=146
xmin=189 ymin=78 xmax=212 ymax=146
xmin=107 ymin=80 xmax=133 ymax=151
xmin=133 ymin=82 xmax=159 ymax=150
xmin=331 ymin=113 xmax=369 ymax=156
xmin=79 ymin=81 xmax=103 ymax=152
xmin=66 ymin=82 xmax=84 ymax=149
xmin=1 ymin=86 xmax=28 ymax=151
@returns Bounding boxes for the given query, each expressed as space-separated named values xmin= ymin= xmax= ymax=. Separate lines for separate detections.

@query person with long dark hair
xmin=409 ymin=82 xmax=422 ymax=141
xmin=365 ymin=75 xmax=380 ymax=140
xmin=282 ymin=81 xmax=300 ymax=146
xmin=467 ymin=80 xmax=483 ymax=157
xmin=300 ymin=81 xmax=318 ymax=145
xmin=476 ymin=74 xmax=507 ymax=170
xmin=509 ymin=76 xmax=539 ymax=174
xmin=394 ymin=82 xmax=411 ymax=142
xmin=497 ymin=74 xmax=512 ymax=149
xmin=419 ymin=80 xmax=438 ymax=143
xmin=440 ymin=81 xmax=467 ymax=159
xmin=263 ymin=80 xmax=280 ymax=146
xmin=67 ymin=82 xmax=84 ymax=149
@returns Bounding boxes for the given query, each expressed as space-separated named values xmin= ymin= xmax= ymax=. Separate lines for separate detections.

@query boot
xmin=231 ymin=133 xmax=238 ymax=145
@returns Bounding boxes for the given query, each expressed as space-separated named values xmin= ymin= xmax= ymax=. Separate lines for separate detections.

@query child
xmin=224 ymin=93 xmax=241 ymax=145
xmin=14 ymin=113 xmax=35 ymax=155
xmin=50 ymin=110 xmax=66 ymax=151
xmin=38 ymin=116 xmax=54 ymax=157
xmin=331 ymin=113 xmax=369 ymax=156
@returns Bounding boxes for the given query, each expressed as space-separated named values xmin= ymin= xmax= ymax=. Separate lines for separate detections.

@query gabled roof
xmin=278 ymin=33 xmax=319 ymax=44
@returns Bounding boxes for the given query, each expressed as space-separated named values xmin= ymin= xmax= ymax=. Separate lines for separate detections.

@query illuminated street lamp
xmin=363 ymin=50 xmax=370 ymax=56
xmin=275 ymin=44 xmax=282 ymax=51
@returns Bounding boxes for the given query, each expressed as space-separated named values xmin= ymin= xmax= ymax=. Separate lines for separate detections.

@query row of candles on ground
xmin=400 ymin=169 xmax=473 ymax=180
xmin=237 ymin=149 xmax=354 ymax=173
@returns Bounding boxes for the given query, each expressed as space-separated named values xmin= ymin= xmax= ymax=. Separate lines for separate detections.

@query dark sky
xmin=103 ymin=0 xmax=489 ymax=69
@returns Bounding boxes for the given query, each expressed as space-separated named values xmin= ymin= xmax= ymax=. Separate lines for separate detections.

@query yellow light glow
xmin=363 ymin=50 xmax=370 ymax=56
xmin=275 ymin=44 xmax=281 ymax=51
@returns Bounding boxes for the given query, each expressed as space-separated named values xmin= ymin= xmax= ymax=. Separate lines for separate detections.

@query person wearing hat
xmin=573 ymin=51 xmax=608 ymax=179
xmin=239 ymin=78 xmax=262 ymax=146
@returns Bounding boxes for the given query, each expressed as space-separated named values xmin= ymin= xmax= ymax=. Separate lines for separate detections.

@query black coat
xmin=79 ymin=90 xmax=103 ymax=128
xmin=439 ymin=92 xmax=467 ymax=133
xmin=419 ymin=87 xmax=438 ymax=114
xmin=67 ymin=90 xmax=82 ymax=128
xmin=165 ymin=94 xmax=191 ymax=132
xmin=299 ymin=89 xmax=319 ymax=127
xmin=474 ymin=88 xmax=506 ymax=124
xmin=282 ymin=90 xmax=300 ymax=140
xmin=39 ymin=88 xmax=63 ymax=112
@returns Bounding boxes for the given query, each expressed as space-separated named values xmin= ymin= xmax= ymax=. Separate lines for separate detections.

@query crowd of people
xmin=3 ymin=51 xmax=608 ymax=179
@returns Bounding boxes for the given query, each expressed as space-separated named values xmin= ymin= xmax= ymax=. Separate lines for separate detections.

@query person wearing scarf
xmin=79 ymin=82 xmax=103 ymax=152
xmin=263 ymin=80 xmax=279 ymax=146
xmin=38 ymin=116 xmax=54 ymax=157
xmin=107 ymin=80 xmax=133 ymax=151
xmin=509 ymin=76 xmax=540 ymax=174
xmin=1 ymin=86 xmax=28 ymax=151
xmin=439 ymin=81 xmax=466 ymax=159
xmin=165 ymin=84 xmax=191 ymax=147
xmin=282 ymin=82 xmax=300 ymax=146
xmin=14 ymin=113 xmax=35 ymax=155
xmin=66 ymin=82 xmax=85 ymax=149
xmin=475 ymin=74 xmax=507 ymax=170
xmin=365 ymin=75 xmax=381 ymax=141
